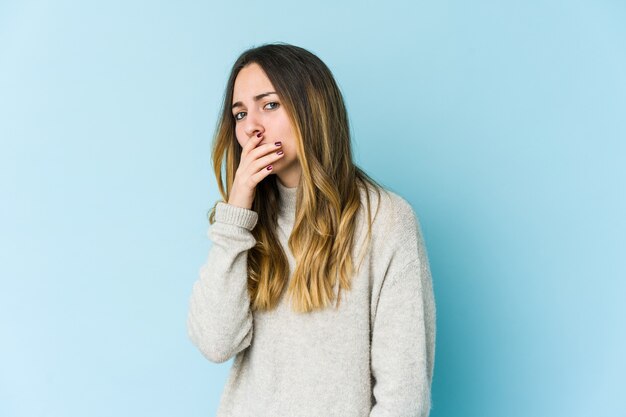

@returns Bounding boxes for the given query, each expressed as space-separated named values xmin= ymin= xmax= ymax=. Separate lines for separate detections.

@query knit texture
xmin=187 ymin=180 xmax=436 ymax=417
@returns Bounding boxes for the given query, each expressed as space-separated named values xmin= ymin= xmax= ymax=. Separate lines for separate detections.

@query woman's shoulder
xmin=357 ymin=181 xmax=425 ymax=258
xmin=359 ymin=181 xmax=421 ymax=228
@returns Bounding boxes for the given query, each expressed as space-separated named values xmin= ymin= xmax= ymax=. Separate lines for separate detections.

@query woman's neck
xmin=276 ymin=178 xmax=298 ymax=219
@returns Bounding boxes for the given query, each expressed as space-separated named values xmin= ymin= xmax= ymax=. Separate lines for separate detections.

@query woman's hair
xmin=208 ymin=42 xmax=384 ymax=313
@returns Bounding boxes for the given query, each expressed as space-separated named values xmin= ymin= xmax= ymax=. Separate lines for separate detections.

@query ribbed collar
xmin=276 ymin=179 xmax=298 ymax=218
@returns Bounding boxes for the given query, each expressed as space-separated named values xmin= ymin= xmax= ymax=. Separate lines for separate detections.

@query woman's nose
xmin=243 ymin=112 xmax=264 ymax=138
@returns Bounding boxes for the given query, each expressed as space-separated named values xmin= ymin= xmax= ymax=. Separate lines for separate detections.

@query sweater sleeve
xmin=186 ymin=201 xmax=259 ymax=364
xmin=369 ymin=250 xmax=436 ymax=416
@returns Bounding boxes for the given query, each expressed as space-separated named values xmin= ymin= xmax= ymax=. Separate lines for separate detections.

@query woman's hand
xmin=228 ymin=134 xmax=285 ymax=210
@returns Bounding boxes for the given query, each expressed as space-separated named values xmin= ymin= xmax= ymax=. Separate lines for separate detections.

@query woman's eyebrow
xmin=232 ymin=92 xmax=277 ymax=110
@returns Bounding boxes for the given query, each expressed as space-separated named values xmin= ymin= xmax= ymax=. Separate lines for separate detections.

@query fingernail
xmin=257 ymin=132 xmax=263 ymax=138
xmin=267 ymin=165 xmax=273 ymax=170
xmin=277 ymin=150 xmax=283 ymax=155
xmin=275 ymin=141 xmax=282 ymax=146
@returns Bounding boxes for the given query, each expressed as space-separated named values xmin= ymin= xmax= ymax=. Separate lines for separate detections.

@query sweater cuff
xmin=214 ymin=202 xmax=259 ymax=231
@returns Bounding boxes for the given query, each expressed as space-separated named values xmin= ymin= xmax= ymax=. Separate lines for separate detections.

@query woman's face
xmin=231 ymin=62 xmax=301 ymax=187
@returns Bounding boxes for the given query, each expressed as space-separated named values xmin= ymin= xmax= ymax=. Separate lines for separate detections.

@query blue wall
xmin=1 ymin=1 xmax=624 ymax=416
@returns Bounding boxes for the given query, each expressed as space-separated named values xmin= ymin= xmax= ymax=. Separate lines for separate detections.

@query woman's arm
xmin=186 ymin=202 xmax=258 ymax=363
xmin=370 ymin=241 xmax=436 ymax=416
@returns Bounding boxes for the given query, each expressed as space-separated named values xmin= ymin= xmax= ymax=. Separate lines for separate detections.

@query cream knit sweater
xmin=187 ymin=180 xmax=436 ymax=416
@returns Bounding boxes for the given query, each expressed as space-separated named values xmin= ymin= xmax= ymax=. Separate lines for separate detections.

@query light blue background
xmin=1 ymin=1 xmax=624 ymax=416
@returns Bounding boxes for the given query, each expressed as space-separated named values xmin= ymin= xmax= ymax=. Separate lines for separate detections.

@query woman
xmin=187 ymin=42 xmax=436 ymax=417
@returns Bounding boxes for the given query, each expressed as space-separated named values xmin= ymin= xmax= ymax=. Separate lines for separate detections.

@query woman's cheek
xmin=235 ymin=130 xmax=245 ymax=148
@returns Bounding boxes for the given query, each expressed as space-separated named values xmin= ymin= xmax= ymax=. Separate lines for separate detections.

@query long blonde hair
xmin=208 ymin=42 xmax=385 ymax=313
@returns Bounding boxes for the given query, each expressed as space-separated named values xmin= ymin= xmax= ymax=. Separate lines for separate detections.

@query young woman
xmin=187 ymin=42 xmax=436 ymax=417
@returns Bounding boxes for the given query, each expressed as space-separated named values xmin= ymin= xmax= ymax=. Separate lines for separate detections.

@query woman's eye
xmin=233 ymin=102 xmax=279 ymax=122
